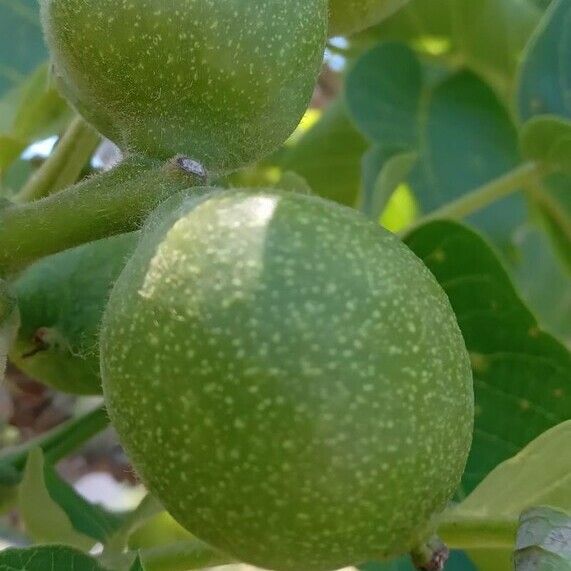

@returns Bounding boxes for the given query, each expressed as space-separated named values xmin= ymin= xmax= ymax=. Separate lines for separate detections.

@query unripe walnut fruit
xmin=101 ymin=189 xmax=473 ymax=571
xmin=40 ymin=0 xmax=327 ymax=172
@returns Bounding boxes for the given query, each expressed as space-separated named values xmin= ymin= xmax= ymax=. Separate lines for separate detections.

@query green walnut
xmin=40 ymin=0 xmax=327 ymax=173
xmin=101 ymin=189 xmax=474 ymax=571
xmin=329 ymin=0 xmax=411 ymax=37
xmin=10 ymin=233 xmax=138 ymax=395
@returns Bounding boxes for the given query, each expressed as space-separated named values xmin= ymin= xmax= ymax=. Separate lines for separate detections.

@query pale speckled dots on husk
xmin=40 ymin=0 xmax=327 ymax=173
xmin=101 ymin=189 xmax=474 ymax=571
xmin=329 ymin=0 xmax=411 ymax=37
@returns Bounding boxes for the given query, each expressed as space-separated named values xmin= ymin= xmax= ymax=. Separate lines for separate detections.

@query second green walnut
xmin=40 ymin=0 xmax=327 ymax=173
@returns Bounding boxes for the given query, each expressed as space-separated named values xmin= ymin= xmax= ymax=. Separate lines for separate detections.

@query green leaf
xmin=0 ymin=465 xmax=20 ymax=488
xmin=129 ymin=554 xmax=144 ymax=571
xmin=18 ymin=448 xmax=123 ymax=549
xmin=346 ymin=41 xmax=569 ymax=343
xmin=514 ymin=507 xmax=571 ymax=571
xmin=0 ymin=64 xmax=71 ymax=177
xmin=362 ymin=146 xmax=391 ymax=215
xmin=418 ymin=71 xmax=526 ymax=251
xmin=520 ymin=119 xmax=571 ymax=271
xmin=347 ymin=44 xmax=526 ymax=252
xmin=362 ymin=149 xmax=417 ymax=221
xmin=450 ymin=421 xmax=571 ymax=519
xmin=361 ymin=146 xmax=418 ymax=223
xmin=42 ymin=460 xmax=124 ymax=544
xmin=520 ymin=118 xmax=571 ymax=278
xmin=535 ymin=175 xmax=571 ymax=272
xmin=12 ymin=72 xmax=70 ymax=143
xmin=278 ymin=98 xmax=368 ymax=206
xmin=422 ymin=72 xmax=520 ymax=209
xmin=364 ymin=0 xmax=540 ymax=98
xmin=19 ymin=448 xmax=94 ymax=550
xmin=466 ymin=550 xmax=513 ymax=571
xmin=518 ymin=0 xmax=571 ymax=120
xmin=0 ymin=136 xmax=25 ymax=174
xmin=521 ymin=115 xmax=571 ymax=172
xmin=0 ymin=0 xmax=47 ymax=95
xmin=376 ymin=153 xmax=417 ymax=209
xmin=405 ymin=221 xmax=571 ymax=495
xmin=346 ymin=42 xmax=422 ymax=149
xmin=0 ymin=545 xmax=109 ymax=571
xmin=513 ymin=218 xmax=571 ymax=343
xmin=531 ymin=0 xmax=555 ymax=10
xmin=277 ymin=171 xmax=313 ymax=195
xmin=106 ymin=494 xmax=164 ymax=553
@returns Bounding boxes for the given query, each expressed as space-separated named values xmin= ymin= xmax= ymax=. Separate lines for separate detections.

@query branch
xmin=0 ymin=155 xmax=207 ymax=276
xmin=401 ymin=162 xmax=543 ymax=236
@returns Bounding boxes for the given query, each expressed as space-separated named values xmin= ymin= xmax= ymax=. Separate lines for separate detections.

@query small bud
xmin=173 ymin=155 xmax=208 ymax=180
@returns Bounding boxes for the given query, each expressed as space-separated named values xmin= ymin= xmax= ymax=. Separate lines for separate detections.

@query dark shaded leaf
xmin=405 ymin=221 xmax=571 ymax=495
xmin=19 ymin=448 xmax=123 ymax=548
xmin=279 ymin=98 xmax=368 ymax=206
xmin=0 ymin=0 xmax=47 ymax=95
xmin=418 ymin=71 xmax=526 ymax=252
xmin=346 ymin=43 xmax=422 ymax=149
xmin=518 ymin=0 xmax=571 ymax=121
xmin=0 ymin=545 xmax=108 ymax=571
xmin=521 ymin=116 xmax=571 ymax=173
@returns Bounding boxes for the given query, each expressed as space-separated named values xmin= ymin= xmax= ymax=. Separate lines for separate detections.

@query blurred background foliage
xmin=0 ymin=1 xmax=569 ymax=570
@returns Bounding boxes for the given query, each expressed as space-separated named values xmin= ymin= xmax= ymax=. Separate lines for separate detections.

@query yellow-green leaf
xmin=450 ymin=421 xmax=571 ymax=520
xmin=18 ymin=448 xmax=93 ymax=550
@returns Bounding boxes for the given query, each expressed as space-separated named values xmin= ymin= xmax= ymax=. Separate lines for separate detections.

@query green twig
xmin=438 ymin=514 xmax=518 ymax=550
xmin=15 ymin=116 xmax=100 ymax=204
xmin=0 ymin=155 xmax=207 ymax=276
xmin=401 ymin=162 xmax=543 ymax=236
xmin=0 ymin=404 xmax=109 ymax=474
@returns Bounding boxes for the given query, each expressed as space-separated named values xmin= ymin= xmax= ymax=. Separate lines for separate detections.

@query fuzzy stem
xmin=401 ymin=162 xmax=543 ymax=236
xmin=0 ymin=155 xmax=207 ymax=276
xmin=15 ymin=116 xmax=100 ymax=204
